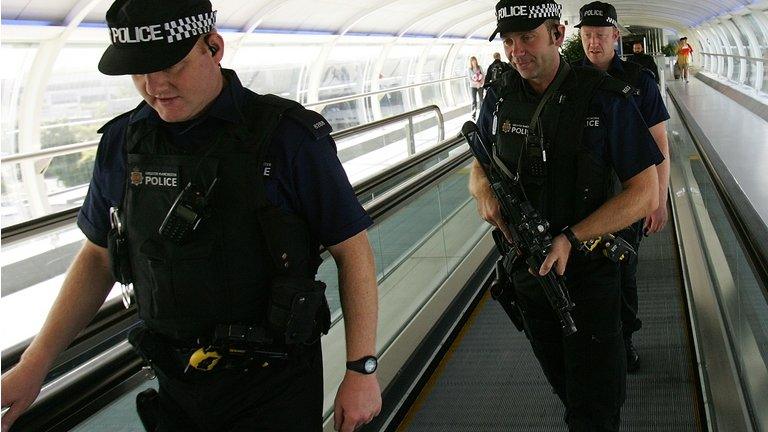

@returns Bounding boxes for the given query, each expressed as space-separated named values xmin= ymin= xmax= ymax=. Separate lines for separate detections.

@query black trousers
xmin=513 ymin=256 xmax=626 ymax=432
xmin=619 ymin=220 xmax=644 ymax=338
xmin=154 ymin=345 xmax=324 ymax=432
xmin=471 ymin=87 xmax=484 ymax=112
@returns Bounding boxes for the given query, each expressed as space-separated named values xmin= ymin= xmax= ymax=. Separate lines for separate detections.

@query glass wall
xmin=694 ymin=10 xmax=768 ymax=98
xmin=0 ymin=31 xmax=484 ymax=230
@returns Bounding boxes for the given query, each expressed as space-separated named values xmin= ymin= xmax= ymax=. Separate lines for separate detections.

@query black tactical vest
xmin=120 ymin=93 xmax=321 ymax=342
xmin=493 ymin=64 xmax=632 ymax=234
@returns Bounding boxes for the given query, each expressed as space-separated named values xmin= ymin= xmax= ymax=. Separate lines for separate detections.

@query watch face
xmin=364 ymin=358 xmax=377 ymax=373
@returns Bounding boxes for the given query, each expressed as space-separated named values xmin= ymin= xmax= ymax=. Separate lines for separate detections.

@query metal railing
xmin=697 ymin=52 xmax=767 ymax=94
xmin=333 ymin=105 xmax=444 ymax=157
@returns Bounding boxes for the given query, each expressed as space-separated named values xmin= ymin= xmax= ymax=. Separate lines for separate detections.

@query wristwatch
xmin=561 ymin=226 xmax=582 ymax=251
xmin=346 ymin=356 xmax=378 ymax=374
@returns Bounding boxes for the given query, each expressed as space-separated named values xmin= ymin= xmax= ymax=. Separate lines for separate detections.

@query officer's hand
xmin=644 ymin=204 xmax=668 ymax=235
xmin=333 ymin=372 xmax=381 ymax=432
xmin=475 ymin=189 xmax=513 ymax=242
xmin=2 ymin=361 xmax=47 ymax=432
xmin=539 ymin=234 xmax=571 ymax=276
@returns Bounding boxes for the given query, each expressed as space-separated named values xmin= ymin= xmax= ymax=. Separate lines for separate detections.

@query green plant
xmin=661 ymin=42 xmax=678 ymax=57
xmin=561 ymin=33 xmax=584 ymax=63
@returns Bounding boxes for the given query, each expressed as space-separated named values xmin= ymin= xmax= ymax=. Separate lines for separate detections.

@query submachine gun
xmin=461 ymin=121 xmax=637 ymax=337
xmin=462 ymin=121 xmax=577 ymax=336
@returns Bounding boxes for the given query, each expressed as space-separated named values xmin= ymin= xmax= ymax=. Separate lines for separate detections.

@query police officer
xmin=469 ymin=0 xmax=663 ymax=429
xmin=575 ymin=1 xmax=671 ymax=373
xmin=484 ymin=52 xmax=513 ymax=89
xmin=0 ymin=1 xmax=381 ymax=431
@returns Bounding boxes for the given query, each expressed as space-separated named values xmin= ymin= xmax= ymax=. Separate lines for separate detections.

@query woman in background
xmin=677 ymin=37 xmax=693 ymax=83
xmin=468 ymin=56 xmax=485 ymax=119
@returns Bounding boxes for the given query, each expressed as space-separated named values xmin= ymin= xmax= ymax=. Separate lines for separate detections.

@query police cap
xmin=574 ymin=1 xmax=619 ymax=28
xmin=98 ymin=0 xmax=216 ymax=75
xmin=488 ymin=0 xmax=562 ymax=41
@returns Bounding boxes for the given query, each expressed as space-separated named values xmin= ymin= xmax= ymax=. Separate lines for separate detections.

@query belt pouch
xmin=267 ymin=276 xmax=330 ymax=344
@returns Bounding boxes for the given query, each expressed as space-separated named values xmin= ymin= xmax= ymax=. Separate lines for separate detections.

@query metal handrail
xmin=333 ymin=105 xmax=444 ymax=142
xmin=304 ymin=76 xmax=464 ymax=108
xmin=2 ymin=139 xmax=99 ymax=164
xmin=699 ymin=52 xmax=766 ymax=63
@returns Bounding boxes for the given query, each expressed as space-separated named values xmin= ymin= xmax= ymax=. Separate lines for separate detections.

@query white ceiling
xmin=2 ymin=0 xmax=766 ymax=37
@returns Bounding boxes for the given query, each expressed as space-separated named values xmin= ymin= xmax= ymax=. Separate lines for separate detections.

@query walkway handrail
xmin=304 ymin=76 xmax=465 ymax=109
xmin=699 ymin=52 xmax=767 ymax=63
xmin=333 ymin=104 xmax=444 ymax=143
xmin=666 ymin=86 xmax=768 ymax=295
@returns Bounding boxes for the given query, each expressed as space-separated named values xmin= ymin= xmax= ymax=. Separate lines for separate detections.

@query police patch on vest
xmin=585 ymin=116 xmax=601 ymax=127
xmin=507 ymin=123 xmax=529 ymax=135
xmin=129 ymin=166 xmax=179 ymax=189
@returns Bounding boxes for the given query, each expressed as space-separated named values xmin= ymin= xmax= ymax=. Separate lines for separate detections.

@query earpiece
xmin=553 ymin=30 xmax=561 ymax=39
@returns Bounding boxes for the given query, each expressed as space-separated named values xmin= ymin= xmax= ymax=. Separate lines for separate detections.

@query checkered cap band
xmin=164 ymin=11 xmax=217 ymax=43
xmin=528 ymin=3 xmax=562 ymax=19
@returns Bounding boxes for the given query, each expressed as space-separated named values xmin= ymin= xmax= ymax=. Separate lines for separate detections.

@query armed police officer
xmin=468 ymin=0 xmax=663 ymax=430
xmin=1 ymin=1 xmax=381 ymax=431
xmin=576 ymin=1 xmax=671 ymax=372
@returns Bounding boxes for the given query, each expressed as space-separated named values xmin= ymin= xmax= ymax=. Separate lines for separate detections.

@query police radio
xmin=158 ymin=178 xmax=218 ymax=243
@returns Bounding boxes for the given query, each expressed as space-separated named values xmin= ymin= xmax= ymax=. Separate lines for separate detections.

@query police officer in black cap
xmin=575 ymin=1 xmax=671 ymax=373
xmin=0 ymin=0 xmax=381 ymax=431
xmin=469 ymin=0 xmax=663 ymax=429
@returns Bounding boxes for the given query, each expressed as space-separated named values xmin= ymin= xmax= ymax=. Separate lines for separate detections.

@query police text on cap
xmin=109 ymin=11 xmax=217 ymax=45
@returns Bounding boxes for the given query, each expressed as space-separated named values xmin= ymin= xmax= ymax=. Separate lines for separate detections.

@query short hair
xmin=544 ymin=19 xmax=560 ymax=34
xmin=493 ymin=52 xmax=501 ymax=59
xmin=633 ymin=41 xmax=643 ymax=45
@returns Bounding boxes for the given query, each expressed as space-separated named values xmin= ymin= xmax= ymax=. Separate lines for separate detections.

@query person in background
xmin=485 ymin=52 xmax=512 ymax=89
xmin=468 ymin=56 xmax=485 ymax=118
xmin=628 ymin=41 xmax=660 ymax=85
xmin=576 ymin=0 xmax=671 ymax=374
xmin=677 ymin=37 xmax=694 ymax=82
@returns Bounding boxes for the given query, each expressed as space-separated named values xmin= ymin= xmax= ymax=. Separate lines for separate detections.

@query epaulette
xmin=599 ymin=74 xmax=634 ymax=99
xmin=260 ymin=94 xmax=332 ymax=141
xmin=97 ymin=101 xmax=145 ymax=133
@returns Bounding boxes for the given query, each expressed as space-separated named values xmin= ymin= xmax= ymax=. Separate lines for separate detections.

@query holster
xmin=490 ymin=256 xmax=526 ymax=332
xmin=267 ymin=276 xmax=331 ymax=345
xmin=107 ymin=228 xmax=132 ymax=284
xmin=136 ymin=388 xmax=159 ymax=432
xmin=127 ymin=325 xmax=184 ymax=378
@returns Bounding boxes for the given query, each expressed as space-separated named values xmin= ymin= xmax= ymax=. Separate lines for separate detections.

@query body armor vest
xmin=121 ymin=93 xmax=319 ymax=342
xmin=494 ymin=65 xmax=626 ymax=234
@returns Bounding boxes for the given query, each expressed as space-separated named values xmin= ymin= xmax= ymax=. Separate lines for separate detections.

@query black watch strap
xmin=562 ymin=226 xmax=582 ymax=251
xmin=346 ymin=356 xmax=378 ymax=374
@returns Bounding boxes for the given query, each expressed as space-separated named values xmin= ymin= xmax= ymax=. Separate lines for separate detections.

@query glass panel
xmin=319 ymin=43 xmax=382 ymax=100
xmin=380 ymin=44 xmax=423 ymax=89
xmin=0 ymin=44 xmax=36 ymax=156
xmin=1 ymin=44 xmax=138 ymax=228
xmin=231 ymin=44 xmax=321 ymax=102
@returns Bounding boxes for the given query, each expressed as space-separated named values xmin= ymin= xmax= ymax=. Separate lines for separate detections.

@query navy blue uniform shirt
xmin=476 ymin=70 xmax=663 ymax=183
xmin=78 ymin=70 xmax=372 ymax=248
xmin=582 ymin=54 xmax=670 ymax=128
